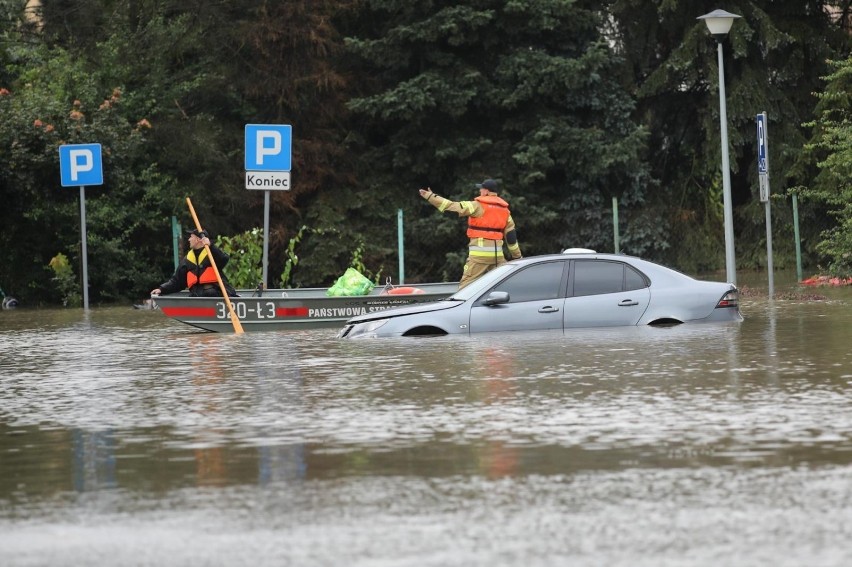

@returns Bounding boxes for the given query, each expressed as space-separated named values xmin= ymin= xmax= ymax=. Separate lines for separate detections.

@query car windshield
xmin=447 ymin=263 xmax=519 ymax=301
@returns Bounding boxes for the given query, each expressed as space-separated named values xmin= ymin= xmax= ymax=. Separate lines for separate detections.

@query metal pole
xmin=79 ymin=186 xmax=89 ymax=310
xmin=792 ymin=193 xmax=803 ymax=282
xmin=612 ymin=196 xmax=620 ymax=254
xmin=717 ymin=40 xmax=737 ymax=286
xmin=765 ymin=200 xmax=774 ymax=297
xmin=262 ymin=189 xmax=270 ymax=289
xmin=171 ymin=216 xmax=181 ymax=269
xmin=759 ymin=111 xmax=774 ymax=297
xmin=397 ymin=208 xmax=405 ymax=284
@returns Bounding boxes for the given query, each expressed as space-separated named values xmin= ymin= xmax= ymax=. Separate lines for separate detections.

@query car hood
xmin=346 ymin=298 xmax=464 ymax=324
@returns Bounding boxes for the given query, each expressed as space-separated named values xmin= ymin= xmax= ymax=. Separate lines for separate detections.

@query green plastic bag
xmin=326 ymin=268 xmax=375 ymax=297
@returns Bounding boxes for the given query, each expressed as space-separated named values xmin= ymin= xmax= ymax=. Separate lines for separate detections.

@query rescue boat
xmin=152 ymin=280 xmax=457 ymax=333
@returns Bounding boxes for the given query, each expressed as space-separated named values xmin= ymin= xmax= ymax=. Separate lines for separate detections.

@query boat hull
xmin=153 ymin=283 xmax=458 ymax=332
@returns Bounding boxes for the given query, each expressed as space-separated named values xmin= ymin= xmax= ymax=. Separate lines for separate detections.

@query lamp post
xmin=698 ymin=9 xmax=740 ymax=286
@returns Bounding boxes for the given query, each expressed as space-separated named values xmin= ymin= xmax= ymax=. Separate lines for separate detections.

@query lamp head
xmin=697 ymin=9 xmax=741 ymax=40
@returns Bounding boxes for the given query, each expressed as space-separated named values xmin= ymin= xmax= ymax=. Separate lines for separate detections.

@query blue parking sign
xmin=59 ymin=143 xmax=103 ymax=186
xmin=756 ymin=113 xmax=768 ymax=175
xmin=245 ymin=124 xmax=292 ymax=171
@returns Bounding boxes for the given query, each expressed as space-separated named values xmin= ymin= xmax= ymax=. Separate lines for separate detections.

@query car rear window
xmin=625 ymin=265 xmax=648 ymax=291
xmin=572 ymin=260 xmax=648 ymax=296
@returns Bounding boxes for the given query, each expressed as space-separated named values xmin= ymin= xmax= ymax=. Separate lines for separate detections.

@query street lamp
xmin=698 ymin=9 xmax=740 ymax=286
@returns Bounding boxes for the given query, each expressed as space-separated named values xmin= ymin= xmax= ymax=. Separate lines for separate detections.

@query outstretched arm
xmin=152 ymin=264 xmax=186 ymax=295
xmin=418 ymin=187 xmax=481 ymax=218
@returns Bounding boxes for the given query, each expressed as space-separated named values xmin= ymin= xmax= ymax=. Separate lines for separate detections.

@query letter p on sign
xmin=70 ymin=149 xmax=93 ymax=180
xmin=255 ymin=131 xmax=281 ymax=166
xmin=59 ymin=143 xmax=104 ymax=187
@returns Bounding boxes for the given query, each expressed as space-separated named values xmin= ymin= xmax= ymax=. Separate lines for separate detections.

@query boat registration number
xmin=216 ymin=301 xmax=277 ymax=319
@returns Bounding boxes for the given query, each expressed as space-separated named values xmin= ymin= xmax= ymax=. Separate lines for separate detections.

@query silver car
xmin=337 ymin=250 xmax=742 ymax=339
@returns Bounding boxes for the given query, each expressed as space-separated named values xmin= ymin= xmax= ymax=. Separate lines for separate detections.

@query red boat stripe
xmin=162 ymin=306 xmax=217 ymax=317
xmin=276 ymin=307 xmax=309 ymax=317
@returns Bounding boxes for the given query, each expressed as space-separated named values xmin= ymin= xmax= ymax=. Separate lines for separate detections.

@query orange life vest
xmin=185 ymin=249 xmax=218 ymax=288
xmin=467 ymin=195 xmax=510 ymax=240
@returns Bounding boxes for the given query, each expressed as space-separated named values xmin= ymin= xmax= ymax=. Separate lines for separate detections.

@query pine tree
xmin=343 ymin=0 xmax=652 ymax=282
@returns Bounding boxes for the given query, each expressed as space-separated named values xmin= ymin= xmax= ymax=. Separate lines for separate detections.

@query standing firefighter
xmin=419 ymin=178 xmax=522 ymax=290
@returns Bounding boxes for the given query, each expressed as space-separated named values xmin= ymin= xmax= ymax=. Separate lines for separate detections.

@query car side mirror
xmin=483 ymin=291 xmax=509 ymax=306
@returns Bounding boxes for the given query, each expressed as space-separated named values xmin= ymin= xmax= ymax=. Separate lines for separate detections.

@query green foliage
xmin=278 ymin=224 xmax=352 ymax=288
xmin=279 ymin=225 xmax=321 ymax=289
xmin=348 ymin=240 xmax=383 ymax=285
xmin=214 ymin=224 xmax=384 ymax=290
xmin=280 ymin=226 xmax=306 ymax=288
xmin=216 ymin=229 xmax=263 ymax=289
xmin=279 ymin=224 xmax=385 ymax=288
xmin=798 ymin=57 xmax=852 ymax=277
xmin=48 ymin=253 xmax=81 ymax=307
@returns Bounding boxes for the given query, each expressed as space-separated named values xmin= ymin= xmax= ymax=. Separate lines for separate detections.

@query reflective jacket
xmin=422 ymin=190 xmax=522 ymax=263
xmin=467 ymin=195 xmax=511 ymax=240
xmin=185 ymin=248 xmax=218 ymax=288
xmin=156 ymin=244 xmax=237 ymax=297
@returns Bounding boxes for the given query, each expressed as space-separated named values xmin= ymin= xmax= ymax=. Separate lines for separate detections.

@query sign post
xmin=59 ymin=143 xmax=104 ymax=310
xmin=245 ymin=124 xmax=292 ymax=289
xmin=612 ymin=197 xmax=620 ymax=254
xmin=756 ymin=112 xmax=774 ymax=296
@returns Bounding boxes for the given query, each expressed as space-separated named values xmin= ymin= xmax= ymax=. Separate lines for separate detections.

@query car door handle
xmin=619 ymin=299 xmax=639 ymax=306
xmin=538 ymin=306 xmax=560 ymax=313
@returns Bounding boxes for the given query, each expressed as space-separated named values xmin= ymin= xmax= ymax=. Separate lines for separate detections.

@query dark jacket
xmin=157 ymin=244 xmax=238 ymax=297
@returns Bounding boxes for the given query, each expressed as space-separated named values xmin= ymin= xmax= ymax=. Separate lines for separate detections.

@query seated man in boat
xmin=419 ymin=178 xmax=522 ymax=289
xmin=150 ymin=229 xmax=238 ymax=298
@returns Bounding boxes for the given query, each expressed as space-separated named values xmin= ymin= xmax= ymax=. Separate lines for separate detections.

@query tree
xmin=0 ymin=0 xmax=241 ymax=302
xmin=606 ymin=0 xmax=850 ymax=273
xmin=226 ymin=0 xmax=360 ymax=286
xmin=342 ymin=0 xmax=653 ymax=283
xmin=798 ymin=56 xmax=852 ymax=276
xmin=0 ymin=35 xmax=187 ymax=303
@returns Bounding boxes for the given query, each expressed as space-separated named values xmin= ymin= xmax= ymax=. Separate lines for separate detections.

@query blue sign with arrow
xmin=756 ymin=113 xmax=768 ymax=175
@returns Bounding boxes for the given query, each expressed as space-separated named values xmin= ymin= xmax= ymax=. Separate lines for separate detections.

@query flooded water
xmin=1 ymin=275 xmax=851 ymax=566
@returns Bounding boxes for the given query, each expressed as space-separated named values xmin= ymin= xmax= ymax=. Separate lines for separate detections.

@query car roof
xmin=508 ymin=252 xmax=696 ymax=282
xmin=512 ymin=251 xmax=634 ymax=264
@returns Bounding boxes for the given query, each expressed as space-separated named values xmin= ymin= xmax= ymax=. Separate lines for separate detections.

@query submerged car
xmin=337 ymin=250 xmax=742 ymax=339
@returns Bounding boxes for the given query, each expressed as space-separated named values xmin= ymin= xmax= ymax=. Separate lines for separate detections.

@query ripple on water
xmin=1 ymin=467 xmax=851 ymax=567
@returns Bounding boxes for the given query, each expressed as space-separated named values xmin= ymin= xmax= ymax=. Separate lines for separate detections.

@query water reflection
xmin=475 ymin=345 xmax=520 ymax=478
xmin=72 ymin=429 xmax=116 ymax=492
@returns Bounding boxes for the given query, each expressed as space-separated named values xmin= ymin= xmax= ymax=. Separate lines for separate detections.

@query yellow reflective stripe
xmin=437 ymin=198 xmax=451 ymax=212
xmin=507 ymin=243 xmax=520 ymax=252
xmin=469 ymin=249 xmax=503 ymax=257
xmin=469 ymin=242 xmax=503 ymax=257
xmin=461 ymin=201 xmax=477 ymax=214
